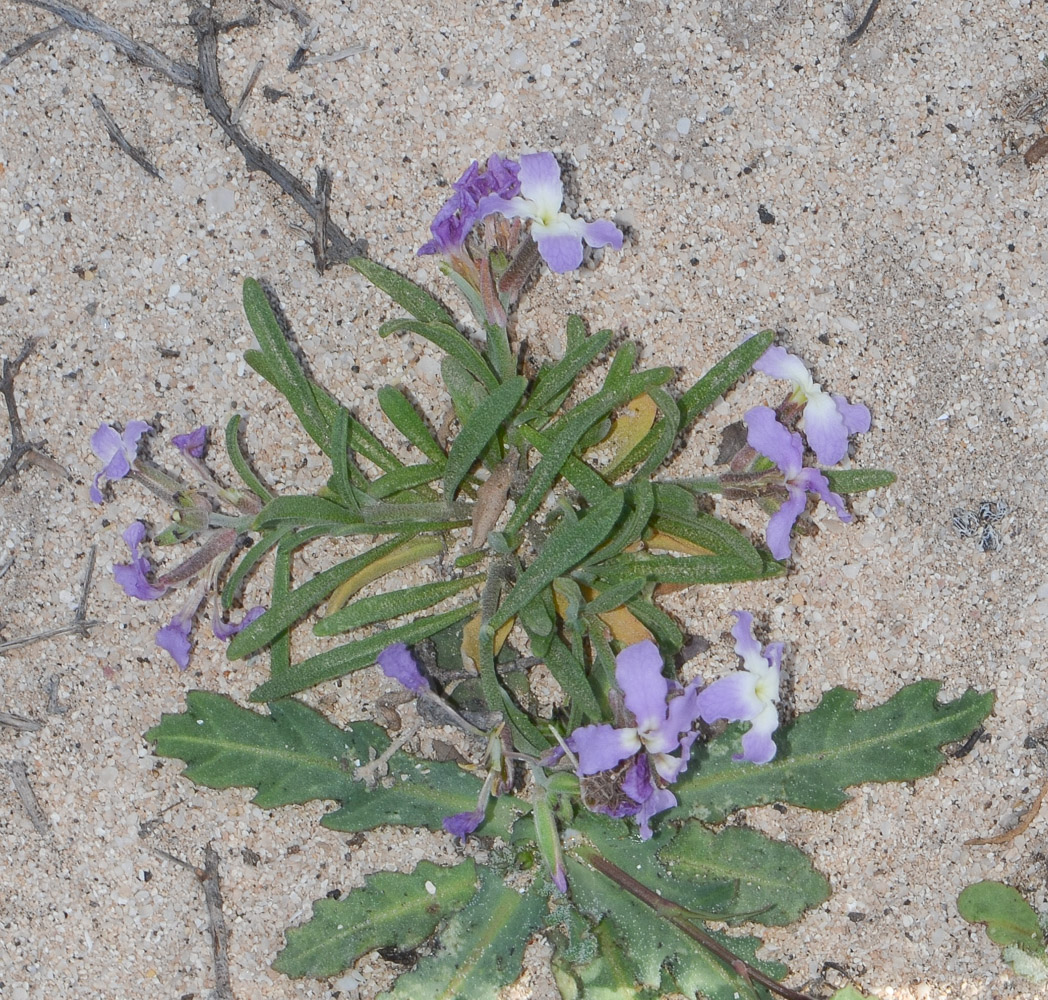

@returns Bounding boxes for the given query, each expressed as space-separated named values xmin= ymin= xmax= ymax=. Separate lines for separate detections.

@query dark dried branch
xmin=312 ymin=165 xmax=331 ymax=273
xmin=202 ymin=843 xmax=235 ymax=1000
xmin=0 ymin=711 xmax=43 ymax=733
xmin=89 ymin=93 xmax=163 ymax=179
xmin=75 ymin=545 xmax=97 ymax=623
xmin=1 ymin=24 xmax=65 ymax=68
xmin=229 ymin=58 xmax=264 ymax=125
xmin=287 ymin=21 xmax=319 ymax=72
xmin=0 ymin=338 xmax=49 ymax=490
xmin=845 ymin=0 xmax=881 ymax=45
xmin=263 ymin=0 xmax=313 ymax=30
xmin=4 ymin=758 xmax=50 ymax=837
xmin=18 ymin=0 xmax=199 ymax=86
xmin=13 ymin=0 xmax=365 ymax=269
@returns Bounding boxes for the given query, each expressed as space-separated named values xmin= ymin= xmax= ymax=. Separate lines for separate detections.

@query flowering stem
xmin=571 ymin=843 xmax=815 ymax=1000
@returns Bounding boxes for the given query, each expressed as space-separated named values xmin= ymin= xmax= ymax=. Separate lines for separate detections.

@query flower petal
xmin=763 ymin=484 xmax=806 ymax=560
xmin=213 ymin=605 xmax=265 ymax=640
xmin=795 ymin=468 xmax=852 ymax=523
xmin=377 ymin=642 xmax=430 ymax=692
xmin=753 ymin=345 xmax=813 ymax=390
xmin=443 ymin=806 xmax=486 ymax=841
xmin=635 ymin=787 xmax=677 ymax=840
xmin=615 ymin=640 xmax=670 ymax=735
xmin=735 ymin=702 xmax=779 ymax=764
xmin=90 ymin=423 xmax=121 ymax=463
xmin=173 ymin=425 xmax=208 ymax=459
xmin=572 ymin=723 xmax=642 ymax=775
xmin=744 ymin=406 xmax=802 ymax=478
xmin=113 ymin=521 xmax=167 ymax=600
xmin=534 ymin=230 xmax=584 ymax=272
xmin=800 ymin=391 xmax=849 ymax=465
xmin=696 ymin=671 xmax=763 ymax=725
xmin=580 ymin=218 xmax=623 ymax=250
xmin=517 ymin=152 xmax=564 ymax=216
xmin=831 ymin=393 xmax=872 ymax=435
xmin=156 ymin=618 xmax=193 ymax=670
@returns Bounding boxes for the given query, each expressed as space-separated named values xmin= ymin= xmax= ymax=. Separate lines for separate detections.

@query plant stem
xmin=575 ymin=845 xmax=815 ymax=1000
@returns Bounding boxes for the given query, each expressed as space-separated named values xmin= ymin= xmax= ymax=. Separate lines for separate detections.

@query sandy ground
xmin=2 ymin=0 xmax=1048 ymax=998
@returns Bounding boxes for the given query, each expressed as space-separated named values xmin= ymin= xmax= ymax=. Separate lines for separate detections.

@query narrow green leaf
xmin=444 ymin=375 xmax=527 ymax=498
xmin=382 ymin=866 xmax=546 ymax=1000
xmin=242 ymin=278 xmax=331 ymax=453
xmin=491 ymin=491 xmax=625 ymax=630
xmin=958 ymin=881 xmax=1048 ymax=981
xmin=377 ymin=385 xmax=447 ymax=464
xmin=442 ymin=354 xmax=489 ymax=427
xmin=584 ymin=579 xmax=646 ymax=616
xmin=221 ymin=525 xmax=291 ymax=610
xmin=249 ymin=603 xmax=478 ymax=701
xmin=624 ymin=597 xmax=684 ymax=653
xmin=526 ymin=327 xmax=613 ymax=416
xmin=379 ymin=317 xmax=499 ymax=392
xmin=584 ymin=479 xmax=654 ymax=566
xmin=369 ymin=462 xmax=444 ymax=500
xmin=660 ymin=824 xmax=830 ymax=926
xmin=650 ymin=513 xmax=762 ymax=568
xmin=823 ymin=468 xmax=897 ymax=493
xmin=516 ymin=424 xmax=615 ymax=507
xmin=595 ymin=552 xmax=782 ymax=587
xmin=327 ymin=406 xmax=363 ymax=510
xmin=227 ymin=534 xmax=417 ymax=659
xmin=348 ymin=256 xmax=456 ymax=326
xmin=678 ymin=330 xmax=775 ymax=429
xmin=676 ymin=682 xmax=995 ymax=823
xmin=253 ymin=495 xmax=363 ymax=532
xmin=543 ymin=634 xmax=603 ymax=722
xmin=604 ymin=385 xmax=680 ymax=481
xmin=274 ymin=860 xmax=477 ymax=978
xmin=316 ymin=574 xmax=485 ymax=634
xmin=224 ymin=413 xmax=271 ymax=502
xmin=268 ymin=529 xmax=294 ymax=675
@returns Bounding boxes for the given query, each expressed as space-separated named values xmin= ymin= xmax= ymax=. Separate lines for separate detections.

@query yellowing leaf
xmin=326 ymin=536 xmax=443 ymax=614
xmin=553 ymin=584 xmax=653 ymax=645
xmin=586 ymin=393 xmax=658 ymax=468
xmin=645 ymin=530 xmax=714 ymax=556
xmin=461 ymin=611 xmax=514 ymax=673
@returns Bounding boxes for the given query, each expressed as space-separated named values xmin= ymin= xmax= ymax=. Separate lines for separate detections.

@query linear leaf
xmin=274 ymin=860 xmax=477 ymax=978
xmin=223 ymin=413 xmax=272 ymax=501
xmin=377 ymin=385 xmax=448 ymax=464
xmin=594 ymin=552 xmax=782 ymax=587
xmin=379 ymin=317 xmax=499 ymax=391
xmin=249 ymin=603 xmax=478 ymax=702
xmin=649 ymin=513 xmax=762 ymax=568
xmin=491 ymin=491 xmax=625 ymax=630
xmin=317 ymin=574 xmax=485 ymax=633
xmin=348 ymin=256 xmax=456 ymax=326
xmin=383 ymin=866 xmax=546 ymax=1000
xmin=227 ymin=535 xmax=417 ymax=659
xmin=822 ymin=468 xmax=897 ymax=493
xmin=444 ymin=375 xmax=527 ymax=498
xmin=525 ymin=327 xmax=613 ymax=416
xmin=678 ymin=330 xmax=774 ymax=429
xmin=242 ymin=278 xmax=331 ymax=453
xmin=516 ymin=424 xmax=615 ymax=507
xmin=369 ymin=462 xmax=444 ymax=499
xmin=676 ymin=682 xmax=994 ymax=823
xmin=253 ymin=495 xmax=363 ymax=531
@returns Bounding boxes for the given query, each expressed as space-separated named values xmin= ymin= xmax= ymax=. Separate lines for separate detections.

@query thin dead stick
xmin=303 ymin=45 xmax=366 ymax=67
xmin=0 ymin=619 xmax=101 ymax=653
xmin=89 ymin=93 xmax=162 ymax=179
xmin=287 ymin=20 xmax=320 ymax=72
xmin=4 ymin=759 xmax=50 ymax=837
xmin=18 ymin=0 xmax=199 ymax=86
xmin=0 ymin=338 xmax=39 ymax=489
xmin=845 ymin=0 xmax=882 ymax=45
xmin=312 ymin=165 xmax=331 ymax=273
xmin=965 ymin=778 xmax=1048 ymax=846
xmin=263 ymin=0 xmax=313 ymax=29
xmin=45 ymin=674 xmax=69 ymax=715
xmin=76 ymin=545 xmax=97 ymax=623
xmin=202 ymin=844 xmax=235 ymax=1000
xmin=229 ymin=58 xmax=264 ymax=125
xmin=0 ymin=711 xmax=43 ymax=732
xmin=0 ymin=24 xmax=65 ymax=68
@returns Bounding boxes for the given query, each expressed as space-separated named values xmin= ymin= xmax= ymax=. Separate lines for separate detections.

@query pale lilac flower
xmin=172 ymin=425 xmax=208 ymax=459
xmin=418 ymin=154 xmax=521 ymax=256
xmin=697 ymin=612 xmax=782 ymax=765
xmin=155 ymin=581 xmax=208 ymax=670
xmin=90 ymin=420 xmax=151 ymax=502
xmin=570 ymin=639 xmax=702 ymax=839
xmin=476 ymin=152 xmax=623 ymax=273
xmin=113 ymin=522 xmax=168 ymax=601
xmin=753 ymin=346 xmax=870 ymax=465
xmin=212 ymin=605 xmax=265 ymax=640
xmin=745 ymin=406 xmax=851 ymax=560
xmin=377 ymin=643 xmax=430 ymax=692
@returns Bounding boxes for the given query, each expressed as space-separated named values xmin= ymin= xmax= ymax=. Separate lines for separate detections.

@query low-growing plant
xmin=92 ymin=152 xmax=992 ymax=999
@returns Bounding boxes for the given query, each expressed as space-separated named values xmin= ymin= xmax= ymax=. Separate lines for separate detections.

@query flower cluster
xmin=567 ymin=623 xmax=781 ymax=840
xmin=92 ymin=422 xmax=263 ymax=668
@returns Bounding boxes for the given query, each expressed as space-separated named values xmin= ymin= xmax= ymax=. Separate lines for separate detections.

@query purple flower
xmin=172 ymin=425 xmax=208 ymax=459
xmin=155 ymin=582 xmax=207 ymax=670
xmin=745 ymin=406 xmax=851 ymax=560
xmin=443 ymin=806 xmax=486 ymax=841
xmin=570 ymin=639 xmax=702 ymax=839
xmin=377 ymin=643 xmax=430 ymax=692
xmin=90 ymin=420 xmax=151 ymax=502
xmin=419 ymin=154 xmax=521 ymax=257
xmin=697 ymin=612 xmax=782 ymax=765
xmin=212 ymin=605 xmax=265 ymax=640
xmin=476 ymin=152 xmax=623 ymax=273
xmin=753 ymin=346 xmax=871 ymax=466
xmin=113 ymin=522 xmax=168 ymax=600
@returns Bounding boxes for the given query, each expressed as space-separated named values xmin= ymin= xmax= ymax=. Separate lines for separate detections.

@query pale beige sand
xmin=2 ymin=1 xmax=1047 ymax=998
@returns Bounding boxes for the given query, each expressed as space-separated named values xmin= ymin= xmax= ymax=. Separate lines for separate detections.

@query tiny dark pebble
xmin=848 ymin=911 xmax=866 ymax=922
xmin=1024 ymin=135 xmax=1048 ymax=167
xmin=758 ymin=204 xmax=776 ymax=224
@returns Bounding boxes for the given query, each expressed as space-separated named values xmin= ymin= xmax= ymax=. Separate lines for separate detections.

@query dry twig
xmin=845 ymin=0 xmax=882 ymax=45
xmin=0 ymin=711 xmax=43 ymax=733
xmin=0 ymin=24 xmax=65 ymax=68
xmin=965 ymin=778 xmax=1048 ymax=846
xmin=89 ymin=93 xmax=163 ymax=179
xmin=4 ymin=758 xmax=50 ymax=836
